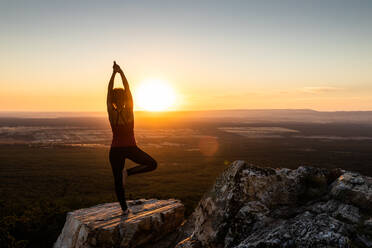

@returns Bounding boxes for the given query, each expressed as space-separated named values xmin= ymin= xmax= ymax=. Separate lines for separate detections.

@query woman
xmin=107 ymin=61 xmax=157 ymax=214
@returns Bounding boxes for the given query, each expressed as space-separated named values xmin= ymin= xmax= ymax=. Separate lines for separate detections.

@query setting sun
xmin=134 ymin=79 xmax=176 ymax=111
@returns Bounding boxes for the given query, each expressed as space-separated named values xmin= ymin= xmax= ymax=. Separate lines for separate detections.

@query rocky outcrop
xmin=54 ymin=199 xmax=184 ymax=248
xmin=55 ymin=161 xmax=372 ymax=248
xmin=177 ymin=161 xmax=372 ymax=248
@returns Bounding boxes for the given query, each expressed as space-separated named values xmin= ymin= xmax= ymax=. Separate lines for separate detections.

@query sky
xmin=1 ymin=0 xmax=372 ymax=111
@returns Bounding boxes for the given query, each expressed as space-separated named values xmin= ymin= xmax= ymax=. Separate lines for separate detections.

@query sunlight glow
xmin=134 ymin=79 xmax=176 ymax=111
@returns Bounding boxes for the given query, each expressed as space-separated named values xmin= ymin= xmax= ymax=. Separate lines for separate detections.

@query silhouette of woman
xmin=107 ymin=61 xmax=157 ymax=214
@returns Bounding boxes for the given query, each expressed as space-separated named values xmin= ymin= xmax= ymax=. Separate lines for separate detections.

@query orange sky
xmin=1 ymin=1 xmax=372 ymax=112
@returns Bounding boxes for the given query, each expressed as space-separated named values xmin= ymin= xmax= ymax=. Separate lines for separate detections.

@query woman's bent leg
xmin=109 ymin=147 xmax=128 ymax=211
xmin=126 ymin=146 xmax=157 ymax=176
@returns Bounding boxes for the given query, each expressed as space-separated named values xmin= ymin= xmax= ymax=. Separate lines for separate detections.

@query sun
xmin=134 ymin=79 xmax=176 ymax=111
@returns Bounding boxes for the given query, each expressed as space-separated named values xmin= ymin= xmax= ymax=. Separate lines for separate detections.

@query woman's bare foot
xmin=122 ymin=208 xmax=130 ymax=216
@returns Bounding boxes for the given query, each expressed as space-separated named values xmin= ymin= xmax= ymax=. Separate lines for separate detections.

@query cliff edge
xmin=55 ymin=161 xmax=372 ymax=248
xmin=54 ymin=199 xmax=184 ymax=248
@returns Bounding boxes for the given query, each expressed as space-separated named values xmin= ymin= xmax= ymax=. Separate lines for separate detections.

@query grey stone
xmin=330 ymin=172 xmax=372 ymax=209
xmin=176 ymin=161 xmax=372 ymax=248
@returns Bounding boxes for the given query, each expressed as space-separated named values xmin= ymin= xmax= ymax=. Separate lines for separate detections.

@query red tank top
xmin=111 ymin=110 xmax=136 ymax=147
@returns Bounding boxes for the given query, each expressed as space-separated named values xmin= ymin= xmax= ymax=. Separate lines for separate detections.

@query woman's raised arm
xmin=107 ymin=61 xmax=122 ymax=107
xmin=118 ymin=68 xmax=133 ymax=109
xmin=107 ymin=70 xmax=116 ymax=107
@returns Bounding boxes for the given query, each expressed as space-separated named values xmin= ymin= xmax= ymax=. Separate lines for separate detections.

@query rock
xmin=364 ymin=219 xmax=372 ymax=234
xmin=54 ymin=199 xmax=184 ymax=248
xmin=54 ymin=161 xmax=372 ymax=248
xmin=177 ymin=161 xmax=372 ymax=248
xmin=175 ymin=237 xmax=202 ymax=248
xmin=330 ymin=172 xmax=372 ymax=209
xmin=332 ymin=204 xmax=361 ymax=224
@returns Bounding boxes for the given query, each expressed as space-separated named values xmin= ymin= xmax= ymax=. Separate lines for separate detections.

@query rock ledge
xmin=54 ymin=199 xmax=184 ymax=248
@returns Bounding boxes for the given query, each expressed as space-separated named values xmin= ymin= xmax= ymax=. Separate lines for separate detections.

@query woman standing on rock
xmin=107 ymin=61 xmax=157 ymax=214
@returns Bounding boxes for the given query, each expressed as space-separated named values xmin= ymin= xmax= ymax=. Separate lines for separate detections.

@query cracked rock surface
xmin=176 ymin=161 xmax=372 ymax=248
xmin=54 ymin=199 xmax=184 ymax=248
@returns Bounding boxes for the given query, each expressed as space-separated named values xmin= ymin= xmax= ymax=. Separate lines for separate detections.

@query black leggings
xmin=109 ymin=146 xmax=157 ymax=211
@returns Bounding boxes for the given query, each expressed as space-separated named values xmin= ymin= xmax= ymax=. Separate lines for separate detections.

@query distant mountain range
xmin=1 ymin=109 xmax=372 ymax=124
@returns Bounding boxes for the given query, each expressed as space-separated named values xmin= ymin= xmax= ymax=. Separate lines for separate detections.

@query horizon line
xmin=1 ymin=108 xmax=372 ymax=114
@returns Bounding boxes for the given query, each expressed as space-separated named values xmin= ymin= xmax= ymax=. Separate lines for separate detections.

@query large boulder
xmin=177 ymin=161 xmax=372 ymax=248
xmin=54 ymin=199 xmax=184 ymax=248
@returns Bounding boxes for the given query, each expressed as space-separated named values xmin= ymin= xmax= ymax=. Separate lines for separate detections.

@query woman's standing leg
xmin=126 ymin=146 xmax=157 ymax=176
xmin=109 ymin=147 xmax=128 ymax=211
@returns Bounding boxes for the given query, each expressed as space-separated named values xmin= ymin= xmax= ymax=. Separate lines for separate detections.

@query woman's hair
xmin=112 ymin=88 xmax=125 ymax=109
